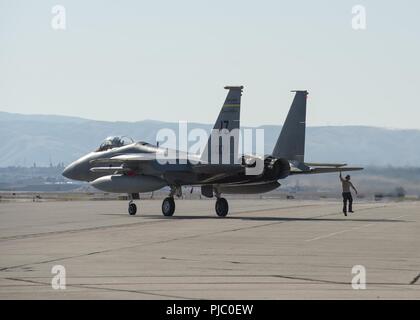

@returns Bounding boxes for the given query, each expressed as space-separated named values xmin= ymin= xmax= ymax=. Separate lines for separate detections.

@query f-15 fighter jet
xmin=63 ymin=87 xmax=362 ymax=217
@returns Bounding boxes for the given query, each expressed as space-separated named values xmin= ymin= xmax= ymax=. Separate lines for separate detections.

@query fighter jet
xmin=62 ymin=87 xmax=362 ymax=217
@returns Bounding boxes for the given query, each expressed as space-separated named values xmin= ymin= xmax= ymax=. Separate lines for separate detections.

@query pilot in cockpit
xmin=96 ymin=136 xmax=133 ymax=152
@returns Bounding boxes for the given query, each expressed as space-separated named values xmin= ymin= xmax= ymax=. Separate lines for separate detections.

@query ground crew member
xmin=339 ymin=172 xmax=358 ymax=216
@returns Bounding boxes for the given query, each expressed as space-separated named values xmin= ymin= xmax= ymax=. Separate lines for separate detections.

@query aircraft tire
xmin=215 ymin=198 xmax=229 ymax=217
xmin=162 ymin=197 xmax=175 ymax=216
xmin=128 ymin=203 xmax=137 ymax=215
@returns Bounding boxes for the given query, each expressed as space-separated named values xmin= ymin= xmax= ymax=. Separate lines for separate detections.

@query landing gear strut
xmin=128 ymin=200 xmax=137 ymax=215
xmin=215 ymin=197 xmax=229 ymax=217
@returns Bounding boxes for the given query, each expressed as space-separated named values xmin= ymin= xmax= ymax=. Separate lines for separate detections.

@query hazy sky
xmin=1 ymin=0 xmax=419 ymax=128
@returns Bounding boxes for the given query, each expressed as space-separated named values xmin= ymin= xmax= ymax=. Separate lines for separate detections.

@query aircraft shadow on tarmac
xmin=136 ymin=215 xmax=407 ymax=223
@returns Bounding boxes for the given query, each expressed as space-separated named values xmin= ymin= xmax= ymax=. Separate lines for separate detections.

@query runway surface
xmin=0 ymin=199 xmax=419 ymax=299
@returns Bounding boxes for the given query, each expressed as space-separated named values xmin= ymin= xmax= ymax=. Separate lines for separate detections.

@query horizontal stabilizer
xmin=291 ymin=166 xmax=363 ymax=175
xmin=305 ymin=162 xmax=347 ymax=167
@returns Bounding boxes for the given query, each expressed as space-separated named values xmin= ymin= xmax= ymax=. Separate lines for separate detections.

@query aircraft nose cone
xmin=62 ymin=153 xmax=94 ymax=181
xmin=62 ymin=163 xmax=77 ymax=179
xmin=63 ymin=160 xmax=87 ymax=181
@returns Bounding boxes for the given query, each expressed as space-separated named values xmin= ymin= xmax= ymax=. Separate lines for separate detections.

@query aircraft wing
xmin=191 ymin=164 xmax=244 ymax=183
xmin=192 ymin=164 xmax=242 ymax=174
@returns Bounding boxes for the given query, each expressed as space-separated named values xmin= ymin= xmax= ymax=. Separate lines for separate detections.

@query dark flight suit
xmin=342 ymin=192 xmax=353 ymax=213
xmin=340 ymin=178 xmax=355 ymax=214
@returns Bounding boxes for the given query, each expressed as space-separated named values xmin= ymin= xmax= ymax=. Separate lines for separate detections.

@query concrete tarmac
xmin=0 ymin=199 xmax=419 ymax=299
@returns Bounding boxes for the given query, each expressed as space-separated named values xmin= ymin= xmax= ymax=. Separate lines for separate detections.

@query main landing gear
xmin=126 ymin=188 xmax=230 ymax=217
xmin=213 ymin=188 xmax=229 ymax=217
xmin=161 ymin=186 xmax=181 ymax=217
xmin=215 ymin=197 xmax=229 ymax=217
xmin=162 ymin=197 xmax=175 ymax=216
xmin=128 ymin=200 xmax=137 ymax=215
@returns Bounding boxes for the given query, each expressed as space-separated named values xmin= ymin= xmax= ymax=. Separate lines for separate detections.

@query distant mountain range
xmin=1 ymin=111 xmax=419 ymax=167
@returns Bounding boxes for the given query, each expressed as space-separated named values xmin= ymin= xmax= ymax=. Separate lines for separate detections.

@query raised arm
xmin=339 ymin=172 xmax=344 ymax=182
xmin=350 ymin=182 xmax=358 ymax=194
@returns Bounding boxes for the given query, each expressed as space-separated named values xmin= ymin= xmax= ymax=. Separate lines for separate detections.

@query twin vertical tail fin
xmin=200 ymin=86 xmax=243 ymax=164
xmin=272 ymin=90 xmax=308 ymax=162
xmin=200 ymin=87 xmax=305 ymax=165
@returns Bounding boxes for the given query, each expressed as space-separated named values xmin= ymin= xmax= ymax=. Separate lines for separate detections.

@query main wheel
xmin=128 ymin=203 xmax=137 ymax=215
xmin=215 ymin=197 xmax=229 ymax=217
xmin=162 ymin=197 xmax=175 ymax=216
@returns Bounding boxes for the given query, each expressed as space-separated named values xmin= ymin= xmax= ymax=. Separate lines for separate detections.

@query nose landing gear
xmin=127 ymin=193 xmax=140 ymax=215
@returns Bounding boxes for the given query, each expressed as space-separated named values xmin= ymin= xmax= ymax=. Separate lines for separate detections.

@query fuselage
xmin=62 ymin=141 xmax=264 ymax=187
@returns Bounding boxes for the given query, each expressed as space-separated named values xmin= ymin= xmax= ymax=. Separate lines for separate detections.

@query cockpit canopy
xmin=96 ymin=136 xmax=134 ymax=152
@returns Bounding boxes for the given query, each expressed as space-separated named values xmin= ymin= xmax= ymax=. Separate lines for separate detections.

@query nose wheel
xmin=215 ymin=197 xmax=229 ymax=217
xmin=162 ymin=197 xmax=175 ymax=216
xmin=128 ymin=201 xmax=137 ymax=215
